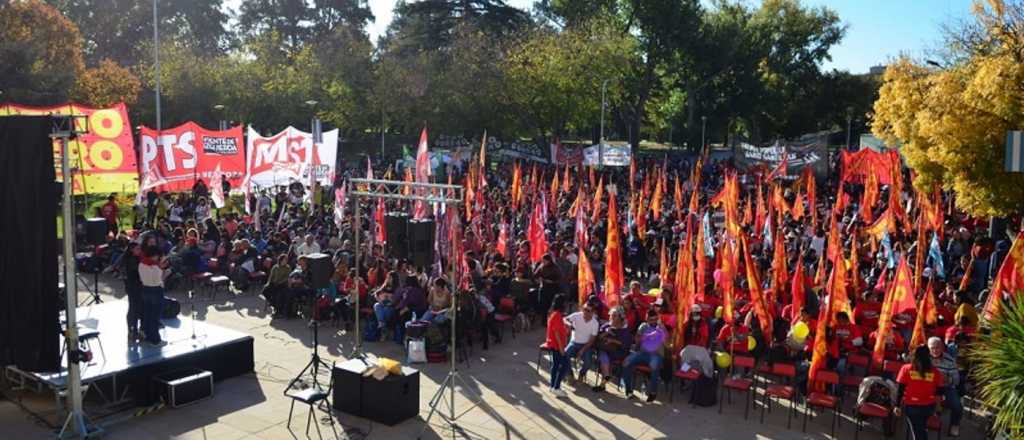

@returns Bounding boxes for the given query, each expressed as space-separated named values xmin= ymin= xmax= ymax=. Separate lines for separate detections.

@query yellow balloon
xmin=714 ymin=351 xmax=732 ymax=369
xmin=747 ymin=335 xmax=757 ymax=351
xmin=715 ymin=306 xmax=724 ymax=319
xmin=792 ymin=322 xmax=810 ymax=341
xmin=648 ymin=288 xmax=662 ymax=297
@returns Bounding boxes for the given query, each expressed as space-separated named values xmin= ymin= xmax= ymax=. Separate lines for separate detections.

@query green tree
xmin=971 ymin=297 xmax=1024 ymax=438
xmin=0 ymin=0 xmax=85 ymax=105
xmin=71 ymin=58 xmax=142 ymax=106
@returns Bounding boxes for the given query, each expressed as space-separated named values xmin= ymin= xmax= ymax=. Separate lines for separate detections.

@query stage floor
xmin=25 ymin=300 xmax=252 ymax=389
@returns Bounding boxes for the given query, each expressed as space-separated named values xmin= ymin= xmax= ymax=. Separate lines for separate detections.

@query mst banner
xmin=138 ymin=122 xmax=245 ymax=192
xmin=244 ymin=126 xmax=339 ymax=188
xmin=0 ymin=102 xmax=138 ymax=194
xmin=734 ymin=135 xmax=828 ymax=179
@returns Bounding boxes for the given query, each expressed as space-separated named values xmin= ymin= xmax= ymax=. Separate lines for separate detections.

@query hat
xmin=691 ymin=304 xmax=703 ymax=313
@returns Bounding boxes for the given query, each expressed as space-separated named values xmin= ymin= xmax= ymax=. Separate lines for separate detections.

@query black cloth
xmin=0 ymin=117 xmax=59 ymax=371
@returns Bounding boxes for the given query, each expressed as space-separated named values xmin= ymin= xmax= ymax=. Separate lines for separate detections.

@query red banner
xmin=1 ymin=102 xmax=137 ymax=194
xmin=139 ymin=122 xmax=245 ymax=192
xmin=840 ymin=149 xmax=899 ymax=185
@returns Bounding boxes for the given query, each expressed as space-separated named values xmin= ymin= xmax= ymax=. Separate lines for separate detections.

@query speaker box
xmin=385 ymin=212 xmax=409 ymax=259
xmin=306 ymin=252 xmax=333 ymax=289
xmin=84 ymin=217 xmax=107 ymax=245
xmin=332 ymin=359 xmax=419 ymax=426
xmin=407 ymin=219 xmax=435 ymax=269
xmin=153 ymin=368 xmax=214 ymax=408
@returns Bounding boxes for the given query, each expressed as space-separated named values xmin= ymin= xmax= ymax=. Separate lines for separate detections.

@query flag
xmin=497 ymin=221 xmax=509 ymax=259
xmin=591 ymin=176 xmax=604 ymax=223
xmin=578 ymin=248 xmax=596 ymax=307
xmin=743 ymin=195 xmax=754 ymax=227
xmin=695 ymin=217 xmax=709 ymax=302
xmin=635 ymin=190 xmax=647 ymax=242
xmin=791 ymin=191 xmax=805 ymax=220
xmin=741 ymin=236 xmax=773 ymax=339
xmin=928 ymin=232 xmax=945 ymax=278
xmin=910 ymin=279 xmax=938 ymax=348
xmin=550 ymin=169 xmax=560 ymax=203
xmin=891 ymin=256 xmax=918 ymax=315
xmin=913 ymin=215 xmax=927 ymax=289
xmin=721 ymin=240 xmax=737 ymax=325
xmin=873 ymin=258 xmax=908 ymax=366
xmin=210 ymin=165 xmax=225 ymax=208
xmin=767 ymin=150 xmax=788 ymax=180
xmin=702 ymin=212 xmax=715 ymax=258
xmin=479 ymin=130 xmax=487 ymax=171
xmin=771 ymin=227 xmax=788 ymax=306
xmin=984 ymin=230 xmax=1024 ymax=319
xmin=562 ymin=164 xmax=571 ymax=194
xmin=651 ymin=172 xmax=664 ymax=221
xmin=629 ymin=159 xmax=636 ymax=194
xmin=865 ymin=207 xmax=893 ymax=241
xmin=415 ymin=127 xmax=430 ymax=182
xmin=604 ymin=187 xmax=624 ymax=307
xmin=830 ymin=253 xmax=853 ymax=323
xmin=674 ymin=174 xmax=684 ymax=221
xmin=806 ymin=168 xmax=818 ymax=228
xmin=881 ymin=230 xmax=896 ymax=269
xmin=762 ymin=213 xmax=774 ymax=250
xmin=374 ymin=197 xmax=386 ymax=244
xmin=333 ymin=183 xmax=346 ymax=229
xmin=527 ymin=199 xmax=547 ymax=264
xmin=673 ymin=238 xmax=695 ymax=350
xmin=814 ymin=242 xmax=828 ymax=287
xmin=575 ymin=197 xmax=589 ymax=249
xmin=860 ymin=165 xmax=879 ymax=223
xmin=808 ymin=288 xmax=834 ymax=383
xmin=790 ymin=260 xmax=806 ymax=325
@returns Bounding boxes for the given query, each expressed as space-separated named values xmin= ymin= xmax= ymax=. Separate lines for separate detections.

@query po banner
xmin=0 ymin=102 xmax=138 ymax=194
xmin=139 ymin=122 xmax=245 ymax=192
xmin=244 ymin=126 xmax=338 ymax=188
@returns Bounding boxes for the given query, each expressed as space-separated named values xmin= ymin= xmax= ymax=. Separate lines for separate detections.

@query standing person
xmin=545 ymin=294 xmax=570 ymax=398
xmin=623 ymin=309 xmax=668 ymax=402
xmin=100 ymin=194 xmax=119 ymax=236
xmin=894 ymin=345 xmax=946 ymax=440
xmin=121 ymin=242 xmax=143 ymax=342
xmin=929 ymin=337 xmax=963 ymax=437
xmin=563 ymin=302 xmax=600 ymax=386
xmin=138 ymin=233 xmax=167 ymax=347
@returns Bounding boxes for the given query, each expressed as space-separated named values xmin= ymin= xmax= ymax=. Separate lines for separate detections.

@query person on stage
xmin=139 ymin=232 xmax=167 ymax=347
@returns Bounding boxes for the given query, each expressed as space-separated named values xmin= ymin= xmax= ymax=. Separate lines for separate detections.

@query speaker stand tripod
xmin=288 ymin=319 xmax=332 ymax=391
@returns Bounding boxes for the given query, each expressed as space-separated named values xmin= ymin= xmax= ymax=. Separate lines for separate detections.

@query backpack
xmin=688 ymin=373 xmax=718 ymax=407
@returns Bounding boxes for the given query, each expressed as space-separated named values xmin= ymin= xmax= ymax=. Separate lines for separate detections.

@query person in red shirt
xmin=716 ymin=319 xmax=751 ymax=354
xmin=544 ymin=294 xmax=570 ymax=397
xmin=100 ymin=194 xmax=119 ymax=236
xmin=895 ymin=345 xmax=946 ymax=440
xmin=681 ymin=305 xmax=709 ymax=348
xmin=869 ymin=328 xmax=906 ymax=361
xmin=853 ymin=290 xmax=882 ymax=335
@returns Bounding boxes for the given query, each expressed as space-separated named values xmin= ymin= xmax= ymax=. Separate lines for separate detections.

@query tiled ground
xmin=1 ymin=276 xmax=989 ymax=439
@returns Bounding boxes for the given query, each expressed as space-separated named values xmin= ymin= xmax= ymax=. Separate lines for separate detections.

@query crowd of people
xmin=90 ymin=148 xmax=1022 ymax=440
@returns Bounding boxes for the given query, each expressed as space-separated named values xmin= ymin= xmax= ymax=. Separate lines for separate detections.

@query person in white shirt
xmin=563 ymin=303 xmax=600 ymax=384
xmin=295 ymin=234 xmax=321 ymax=256
xmin=138 ymin=233 xmax=168 ymax=347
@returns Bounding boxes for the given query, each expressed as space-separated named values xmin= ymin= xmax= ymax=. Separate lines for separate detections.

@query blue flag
xmin=702 ymin=212 xmax=715 ymax=258
xmin=881 ymin=231 xmax=896 ymax=269
xmin=928 ymin=232 xmax=945 ymax=278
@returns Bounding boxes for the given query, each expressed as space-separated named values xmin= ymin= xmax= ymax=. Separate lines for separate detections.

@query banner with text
xmin=0 ymin=102 xmax=138 ymax=194
xmin=244 ymin=126 xmax=339 ymax=188
xmin=138 ymin=122 xmax=245 ymax=192
xmin=734 ymin=136 xmax=828 ymax=179
xmin=583 ymin=144 xmax=632 ymax=167
xmin=550 ymin=142 xmax=584 ymax=165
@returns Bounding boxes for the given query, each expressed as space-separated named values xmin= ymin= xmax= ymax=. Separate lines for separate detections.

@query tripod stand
xmin=287 ymin=318 xmax=332 ymax=392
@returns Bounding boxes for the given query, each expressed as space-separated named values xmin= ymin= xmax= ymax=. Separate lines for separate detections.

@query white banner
xmin=583 ymin=144 xmax=632 ymax=167
xmin=244 ymin=125 xmax=338 ymax=188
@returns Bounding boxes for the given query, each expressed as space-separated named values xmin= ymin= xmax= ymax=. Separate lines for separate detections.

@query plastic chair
xmin=493 ymin=297 xmax=517 ymax=340
xmin=760 ymin=363 xmax=798 ymax=429
xmin=719 ymin=355 xmax=756 ymax=419
xmin=855 ymin=401 xmax=893 ymax=440
xmin=669 ymin=354 xmax=703 ymax=403
xmin=803 ymin=370 xmax=841 ymax=437
xmin=842 ymin=353 xmax=871 ymax=394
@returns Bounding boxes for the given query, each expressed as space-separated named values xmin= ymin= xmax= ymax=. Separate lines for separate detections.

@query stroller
xmin=856 ymin=376 xmax=898 ymax=437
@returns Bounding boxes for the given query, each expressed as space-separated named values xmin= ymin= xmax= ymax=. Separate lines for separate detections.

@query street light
xmin=153 ymin=0 xmax=161 ymax=134
xmin=845 ymin=107 xmax=853 ymax=150
xmin=213 ymin=104 xmax=227 ymax=130
xmin=701 ymin=115 xmax=707 ymax=152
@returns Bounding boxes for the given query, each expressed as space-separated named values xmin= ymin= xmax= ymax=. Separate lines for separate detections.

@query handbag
xmin=407 ymin=339 xmax=427 ymax=363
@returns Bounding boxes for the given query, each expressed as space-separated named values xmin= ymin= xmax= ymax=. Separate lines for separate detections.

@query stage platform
xmin=2 ymin=300 xmax=254 ymax=428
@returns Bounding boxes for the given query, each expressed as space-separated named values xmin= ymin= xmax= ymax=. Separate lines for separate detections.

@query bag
xmin=688 ymin=373 xmax=717 ymax=407
xmin=407 ymin=339 xmax=427 ymax=364
xmin=162 ymin=297 xmax=181 ymax=319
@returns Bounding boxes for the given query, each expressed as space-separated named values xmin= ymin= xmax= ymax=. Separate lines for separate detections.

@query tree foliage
xmin=71 ymin=58 xmax=142 ymax=106
xmin=0 ymin=0 xmax=85 ymax=105
xmin=971 ymin=297 xmax=1024 ymax=438
xmin=872 ymin=0 xmax=1024 ymax=216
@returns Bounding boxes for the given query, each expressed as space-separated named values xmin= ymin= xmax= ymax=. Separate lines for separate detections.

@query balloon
xmin=747 ymin=335 xmax=757 ymax=351
xmin=714 ymin=306 xmax=724 ymax=319
xmin=647 ymin=288 xmax=662 ymax=297
xmin=792 ymin=322 xmax=810 ymax=341
xmin=713 ymin=269 xmax=723 ymax=284
xmin=714 ymin=351 xmax=732 ymax=369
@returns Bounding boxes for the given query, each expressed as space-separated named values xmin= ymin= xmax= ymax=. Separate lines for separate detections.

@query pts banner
xmin=139 ymin=122 xmax=245 ymax=192
xmin=244 ymin=126 xmax=339 ymax=188
xmin=0 ymin=102 xmax=138 ymax=194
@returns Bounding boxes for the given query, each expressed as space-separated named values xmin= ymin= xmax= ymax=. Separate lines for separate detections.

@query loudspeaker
xmin=385 ymin=212 xmax=409 ymax=259
xmin=306 ymin=252 xmax=333 ymax=289
xmin=85 ymin=217 xmax=107 ymax=245
xmin=332 ymin=359 xmax=419 ymax=426
xmin=153 ymin=368 xmax=214 ymax=408
xmin=407 ymin=219 xmax=435 ymax=269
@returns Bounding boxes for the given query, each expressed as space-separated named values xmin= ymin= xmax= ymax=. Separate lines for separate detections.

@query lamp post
xmin=213 ymin=104 xmax=226 ymax=130
xmin=701 ymin=115 xmax=707 ymax=152
xmin=600 ymin=79 xmax=610 ymax=167
xmin=153 ymin=0 xmax=161 ymax=133
xmin=845 ymin=107 xmax=853 ymax=150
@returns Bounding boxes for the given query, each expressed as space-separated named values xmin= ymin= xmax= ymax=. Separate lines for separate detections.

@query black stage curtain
xmin=0 ymin=117 xmax=59 ymax=371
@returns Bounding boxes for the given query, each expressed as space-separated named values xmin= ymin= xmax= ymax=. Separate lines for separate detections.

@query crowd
xmin=89 ymin=148 xmax=1022 ymax=440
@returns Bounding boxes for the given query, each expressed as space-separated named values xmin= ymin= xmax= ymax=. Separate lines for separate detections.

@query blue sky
xmin=228 ymin=0 xmax=975 ymax=74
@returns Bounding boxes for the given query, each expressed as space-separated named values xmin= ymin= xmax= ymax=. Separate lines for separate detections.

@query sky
xmin=229 ymin=0 xmax=976 ymax=74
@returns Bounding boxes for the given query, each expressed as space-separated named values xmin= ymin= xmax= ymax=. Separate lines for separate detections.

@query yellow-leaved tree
xmin=872 ymin=0 xmax=1024 ymax=217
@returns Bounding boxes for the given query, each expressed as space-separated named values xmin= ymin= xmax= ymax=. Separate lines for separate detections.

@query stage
xmin=2 ymin=300 xmax=254 ymax=429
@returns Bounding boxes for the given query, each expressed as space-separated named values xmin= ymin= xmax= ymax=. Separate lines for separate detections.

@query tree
xmin=71 ymin=58 xmax=142 ymax=106
xmin=872 ymin=0 xmax=1024 ymax=217
xmin=0 ymin=0 xmax=85 ymax=105
xmin=971 ymin=297 xmax=1024 ymax=438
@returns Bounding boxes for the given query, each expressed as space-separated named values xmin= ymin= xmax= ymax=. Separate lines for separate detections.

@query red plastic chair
xmin=855 ymin=401 xmax=893 ymax=440
xmin=883 ymin=360 xmax=905 ymax=378
xmin=720 ymin=355 xmax=756 ymax=419
xmin=842 ymin=353 xmax=871 ymax=392
xmin=493 ymin=297 xmax=517 ymax=340
xmin=669 ymin=355 xmax=703 ymax=403
xmin=803 ymin=370 xmax=841 ymax=437
xmin=760 ymin=363 xmax=798 ymax=429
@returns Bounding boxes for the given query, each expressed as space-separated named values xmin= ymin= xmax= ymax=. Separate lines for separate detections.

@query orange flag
xmin=658 ymin=239 xmax=669 ymax=286
xmin=790 ymin=259 xmax=806 ymax=325
xmin=809 ymin=288 xmax=834 ymax=383
xmin=550 ymin=169 xmax=560 ymax=203
xmin=651 ymin=171 xmax=664 ymax=221
xmin=741 ymin=236 xmax=773 ymax=339
xmin=674 ymin=238 xmax=695 ymax=351
xmin=861 ymin=165 xmax=878 ymax=223
xmin=673 ymin=174 xmax=683 ymax=220
xmin=510 ymin=161 xmax=522 ymax=210
xmin=695 ymin=214 xmax=708 ymax=302
xmin=913 ymin=214 xmax=927 ymax=290
xmin=771 ymin=227 xmax=788 ymax=306
xmin=527 ymin=198 xmax=548 ymax=264
xmin=721 ymin=240 xmax=737 ymax=325
xmin=909 ymin=278 xmax=937 ymax=348
xmin=814 ymin=242 xmax=828 ymax=287
xmin=874 ymin=257 xmax=914 ymax=365
xmin=562 ymin=164 xmax=571 ymax=194
xmin=636 ymin=191 xmax=647 ymax=242
xmin=791 ymin=191 xmax=805 ymax=221
xmin=588 ymin=166 xmax=595 ymax=189
xmin=629 ymin=159 xmax=637 ymax=194
xmin=603 ymin=188 xmax=624 ymax=307
xmin=831 ymin=254 xmax=853 ymax=323
xmin=591 ymin=175 xmax=604 ymax=223
xmin=578 ymin=248 xmax=596 ymax=307
xmin=984 ymin=230 xmax=1024 ymax=319
xmin=743 ymin=195 xmax=754 ymax=227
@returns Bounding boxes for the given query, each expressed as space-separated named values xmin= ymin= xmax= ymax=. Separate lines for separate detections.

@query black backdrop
xmin=0 ymin=117 xmax=59 ymax=371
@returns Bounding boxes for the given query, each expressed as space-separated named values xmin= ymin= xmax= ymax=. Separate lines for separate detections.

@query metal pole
xmin=153 ymin=0 xmax=161 ymax=133
xmin=600 ymin=79 xmax=609 ymax=167
xmin=701 ymin=116 xmax=707 ymax=151
xmin=59 ymin=133 xmax=88 ymax=437
xmin=845 ymin=109 xmax=852 ymax=150
xmin=381 ymin=110 xmax=385 ymax=161
xmin=351 ymin=194 xmax=362 ymax=358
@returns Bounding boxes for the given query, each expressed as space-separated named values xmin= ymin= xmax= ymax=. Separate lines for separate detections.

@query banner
xmin=840 ymin=149 xmax=899 ymax=185
xmin=583 ymin=144 xmax=632 ymax=167
xmin=138 ymin=122 xmax=245 ymax=192
xmin=550 ymin=142 xmax=583 ymax=165
xmin=244 ymin=126 xmax=338 ymax=188
xmin=733 ymin=135 xmax=828 ymax=180
xmin=0 ymin=102 xmax=137 ymax=194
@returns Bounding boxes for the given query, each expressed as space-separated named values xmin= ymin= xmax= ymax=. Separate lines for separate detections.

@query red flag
xmin=808 ymin=289 xmax=834 ymax=383
xmin=790 ymin=259 xmax=806 ymax=325
xmin=591 ymin=176 xmax=604 ymax=223
xmin=721 ymin=240 xmax=737 ymax=325
xmin=578 ymin=248 xmax=596 ymax=307
xmin=791 ymin=191 xmax=805 ymax=221
xmin=374 ymin=197 xmax=386 ymax=244
xmin=771 ymin=227 xmax=788 ymax=306
xmin=741 ymin=236 xmax=773 ymax=339
xmin=910 ymin=278 xmax=937 ymax=348
xmin=874 ymin=257 xmax=913 ymax=365
xmin=527 ymin=199 xmax=548 ymax=264
xmin=415 ymin=127 xmax=430 ymax=183
xmin=984 ymin=230 xmax=1024 ymax=319
xmin=510 ymin=162 xmax=522 ymax=211
xmin=635 ymin=190 xmax=647 ymax=242
xmin=603 ymin=188 xmax=624 ymax=307
xmin=497 ymin=221 xmax=509 ymax=259
xmin=658 ymin=239 xmax=669 ymax=286
xmin=673 ymin=238 xmax=695 ymax=351
xmin=651 ymin=172 xmax=664 ymax=221
xmin=804 ymin=167 xmax=818 ymax=228
xmin=860 ymin=165 xmax=879 ymax=223
xmin=673 ymin=174 xmax=683 ymax=221
xmin=695 ymin=215 xmax=708 ymax=302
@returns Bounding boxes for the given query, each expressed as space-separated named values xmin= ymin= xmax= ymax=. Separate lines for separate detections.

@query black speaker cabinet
xmin=332 ymin=359 xmax=419 ymax=426
xmin=385 ymin=212 xmax=410 ymax=259
xmin=84 ymin=217 xmax=107 ymax=245
xmin=153 ymin=368 xmax=214 ymax=408
xmin=407 ymin=219 xmax=435 ymax=269
xmin=306 ymin=252 xmax=333 ymax=289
